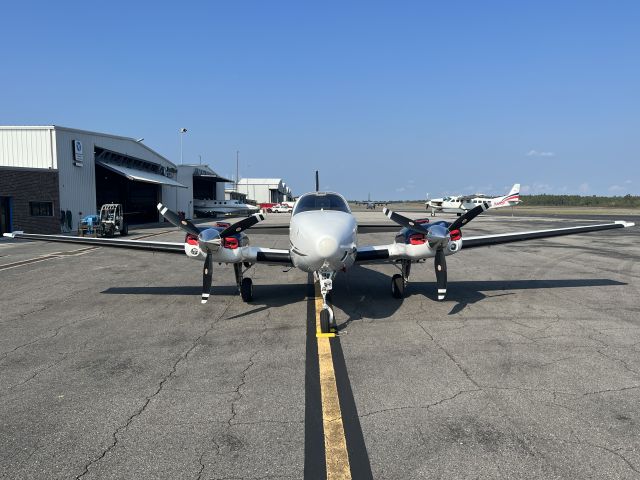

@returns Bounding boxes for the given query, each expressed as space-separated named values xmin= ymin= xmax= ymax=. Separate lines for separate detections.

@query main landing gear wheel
xmin=391 ymin=273 xmax=405 ymax=298
xmin=320 ymin=308 xmax=331 ymax=334
xmin=240 ymin=277 xmax=253 ymax=302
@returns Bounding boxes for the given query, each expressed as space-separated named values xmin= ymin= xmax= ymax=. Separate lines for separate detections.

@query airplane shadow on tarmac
xmin=330 ymin=265 xmax=627 ymax=324
xmin=101 ymin=266 xmax=626 ymax=322
xmin=101 ymin=283 xmax=308 ymax=316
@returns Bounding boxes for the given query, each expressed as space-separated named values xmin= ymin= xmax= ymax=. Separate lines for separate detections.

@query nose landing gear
xmin=316 ymin=270 xmax=335 ymax=334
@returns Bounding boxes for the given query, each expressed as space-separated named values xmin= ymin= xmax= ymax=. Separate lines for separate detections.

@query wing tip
xmin=615 ymin=220 xmax=635 ymax=228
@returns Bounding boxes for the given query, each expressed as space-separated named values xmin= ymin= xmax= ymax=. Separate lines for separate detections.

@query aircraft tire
xmin=240 ymin=278 xmax=253 ymax=302
xmin=391 ymin=274 xmax=404 ymax=298
xmin=320 ymin=309 xmax=331 ymax=334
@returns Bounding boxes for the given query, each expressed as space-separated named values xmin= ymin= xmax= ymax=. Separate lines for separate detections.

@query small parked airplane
xmin=193 ymin=199 xmax=259 ymax=217
xmin=426 ymin=183 xmax=521 ymax=216
xmin=3 ymin=176 xmax=634 ymax=333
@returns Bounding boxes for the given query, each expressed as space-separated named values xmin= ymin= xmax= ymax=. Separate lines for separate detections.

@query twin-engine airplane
xmin=426 ymin=183 xmax=521 ymax=216
xmin=3 ymin=185 xmax=635 ymax=333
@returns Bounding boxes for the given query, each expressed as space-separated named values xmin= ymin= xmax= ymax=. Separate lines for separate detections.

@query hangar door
xmin=95 ymin=163 xmax=159 ymax=224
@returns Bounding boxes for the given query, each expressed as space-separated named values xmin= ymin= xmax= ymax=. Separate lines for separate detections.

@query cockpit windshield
xmin=292 ymin=193 xmax=351 ymax=215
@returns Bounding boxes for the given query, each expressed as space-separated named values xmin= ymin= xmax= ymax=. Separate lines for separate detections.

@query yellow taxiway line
xmin=315 ymin=286 xmax=351 ymax=479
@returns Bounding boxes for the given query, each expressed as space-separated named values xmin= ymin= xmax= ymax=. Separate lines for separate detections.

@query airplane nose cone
xmin=316 ymin=235 xmax=339 ymax=258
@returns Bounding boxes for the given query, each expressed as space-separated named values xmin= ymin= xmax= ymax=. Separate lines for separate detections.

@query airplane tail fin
xmin=491 ymin=183 xmax=520 ymax=207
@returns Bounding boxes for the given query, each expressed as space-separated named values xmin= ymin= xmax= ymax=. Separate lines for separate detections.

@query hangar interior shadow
xmin=101 ymin=265 xmax=626 ymax=322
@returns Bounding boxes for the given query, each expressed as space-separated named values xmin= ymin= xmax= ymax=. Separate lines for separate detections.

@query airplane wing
xmin=3 ymin=232 xmax=184 ymax=253
xmin=2 ymin=232 xmax=293 ymax=265
xmin=461 ymin=221 xmax=634 ymax=249
xmin=353 ymin=221 xmax=635 ymax=262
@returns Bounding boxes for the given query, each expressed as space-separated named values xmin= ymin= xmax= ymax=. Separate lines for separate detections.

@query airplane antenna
xmin=315 ymin=171 xmax=319 ymax=192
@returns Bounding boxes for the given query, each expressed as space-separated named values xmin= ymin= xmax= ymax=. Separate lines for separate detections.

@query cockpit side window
xmin=293 ymin=193 xmax=351 ymax=215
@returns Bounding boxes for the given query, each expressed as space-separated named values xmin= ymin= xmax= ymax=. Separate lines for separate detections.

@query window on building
xmin=29 ymin=201 xmax=53 ymax=217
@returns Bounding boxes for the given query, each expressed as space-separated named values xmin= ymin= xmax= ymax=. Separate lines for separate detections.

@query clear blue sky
xmin=2 ymin=1 xmax=639 ymax=199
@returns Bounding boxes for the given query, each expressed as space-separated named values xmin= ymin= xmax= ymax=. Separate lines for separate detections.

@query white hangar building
xmin=176 ymin=164 xmax=231 ymax=220
xmin=236 ymin=178 xmax=294 ymax=204
xmin=0 ymin=125 xmax=186 ymax=234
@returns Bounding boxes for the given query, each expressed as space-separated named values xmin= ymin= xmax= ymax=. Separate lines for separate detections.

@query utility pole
xmin=179 ymin=128 xmax=187 ymax=164
xmin=236 ymin=150 xmax=239 ymax=192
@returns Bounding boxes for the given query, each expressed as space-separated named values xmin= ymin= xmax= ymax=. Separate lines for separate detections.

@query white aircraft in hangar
xmin=4 ymin=177 xmax=635 ymax=333
xmin=426 ymin=183 xmax=521 ymax=216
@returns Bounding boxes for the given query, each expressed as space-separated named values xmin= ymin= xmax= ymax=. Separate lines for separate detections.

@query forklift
xmin=98 ymin=203 xmax=128 ymax=237
xmin=78 ymin=204 xmax=128 ymax=237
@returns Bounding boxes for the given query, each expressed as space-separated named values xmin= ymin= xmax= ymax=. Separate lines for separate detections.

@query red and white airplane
xmin=426 ymin=183 xmax=521 ymax=216
xmin=4 ymin=182 xmax=634 ymax=333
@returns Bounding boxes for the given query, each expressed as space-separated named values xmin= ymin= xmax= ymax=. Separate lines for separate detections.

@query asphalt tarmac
xmin=1 ymin=211 xmax=639 ymax=479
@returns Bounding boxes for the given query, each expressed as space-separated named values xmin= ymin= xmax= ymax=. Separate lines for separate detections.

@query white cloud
xmin=396 ymin=187 xmax=406 ymax=192
xmin=520 ymin=184 xmax=531 ymax=194
xmin=526 ymin=150 xmax=556 ymax=157
xmin=608 ymin=184 xmax=625 ymax=192
xmin=578 ymin=182 xmax=590 ymax=193
xmin=625 ymin=179 xmax=633 ymax=184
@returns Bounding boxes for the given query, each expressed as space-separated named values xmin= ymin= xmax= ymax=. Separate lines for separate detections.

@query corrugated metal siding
xmin=55 ymin=130 xmax=98 ymax=230
xmin=0 ymin=128 xmax=56 ymax=169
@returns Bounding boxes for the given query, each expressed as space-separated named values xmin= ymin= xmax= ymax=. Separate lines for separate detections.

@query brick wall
xmin=0 ymin=167 xmax=61 ymax=234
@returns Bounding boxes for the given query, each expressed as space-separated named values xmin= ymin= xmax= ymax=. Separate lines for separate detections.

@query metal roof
xmin=237 ymin=178 xmax=283 ymax=185
xmin=1 ymin=125 xmax=178 ymax=169
xmin=97 ymin=160 xmax=187 ymax=188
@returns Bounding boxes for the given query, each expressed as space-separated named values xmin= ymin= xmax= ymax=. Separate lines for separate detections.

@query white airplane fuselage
xmin=289 ymin=210 xmax=358 ymax=272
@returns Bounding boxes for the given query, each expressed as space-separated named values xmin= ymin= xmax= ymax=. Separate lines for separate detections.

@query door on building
xmin=95 ymin=164 xmax=160 ymax=224
xmin=0 ymin=196 xmax=11 ymax=235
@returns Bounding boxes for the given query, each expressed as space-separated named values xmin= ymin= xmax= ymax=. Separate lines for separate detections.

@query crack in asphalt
xmin=358 ymin=389 xmax=481 ymax=418
xmin=583 ymin=385 xmax=640 ymax=396
xmin=211 ymin=476 xmax=298 ymax=480
xmin=0 ymin=314 xmax=100 ymax=363
xmin=196 ymin=308 xmax=268 ymax=480
xmin=2 ymin=286 xmax=95 ymax=326
xmin=559 ymin=438 xmax=640 ymax=474
xmin=416 ymin=321 xmax=481 ymax=389
xmin=228 ymin=352 xmax=258 ymax=428
xmin=595 ymin=349 xmax=640 ymax=377
xmin=74 ymin=300 xmax=234 ymax=480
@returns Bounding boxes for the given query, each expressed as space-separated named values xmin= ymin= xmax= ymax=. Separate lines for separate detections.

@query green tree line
xmin=521 ymin=194 xmax=640 ymax=208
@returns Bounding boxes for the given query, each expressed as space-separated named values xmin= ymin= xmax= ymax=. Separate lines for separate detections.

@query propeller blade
xmin=157 ymin=203 xmax=200 ymax=237
xmin=202 ymin=252 xmax=213 ymax=304
xmin=382 ymin=208 xmax=430 ymax=235
xmin=218 ymin=213 xmax=265 ymax=238
xmin=434 ymin=248 xmax=447 ymax=301
xmin=448 ymin=202 xmax=490 ymax=231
